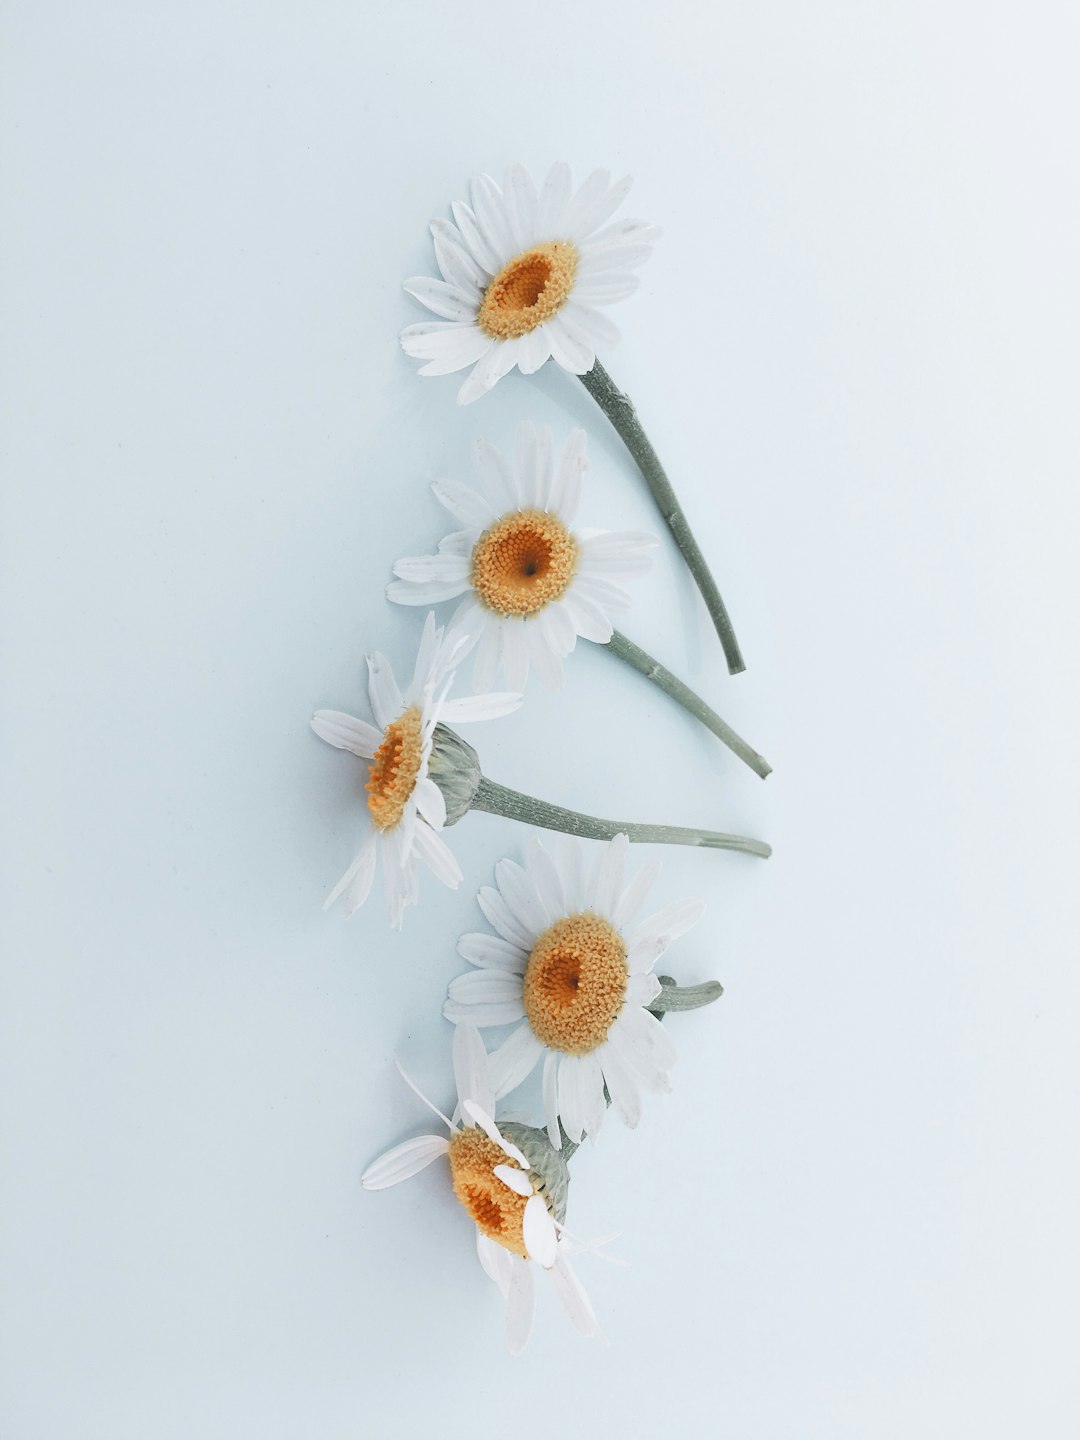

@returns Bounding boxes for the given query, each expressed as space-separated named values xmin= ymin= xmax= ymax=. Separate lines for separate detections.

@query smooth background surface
xmin=3 ymin=3 xmax=1078 ymax=1435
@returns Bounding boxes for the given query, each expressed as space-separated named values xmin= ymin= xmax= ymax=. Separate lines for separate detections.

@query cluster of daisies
xmin=312 ymin=165 xmax=767 ymax=1353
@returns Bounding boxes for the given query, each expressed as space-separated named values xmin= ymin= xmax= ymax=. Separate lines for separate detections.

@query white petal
xmin=562 ymin=589 xmax=615 ymax=644
xmin=626 ymin=897 xmax=706 ymax=962
xmin=494 ymin=1163 xmax=533 ymax=1198
xmin=564 ymin=300 xmax=620 ymax=348
xmin=412 ymin=776 xmax=447 ymax=829
xmin=477 ymin=1230 xmax=513 ymax=1297
xmin=500 ymin=618 xmax=531 ymax=692
xmin=412 ymin=821 xmax=463 ymax=890
xmin=573 ymin=271 xmax=641 ymax=304
xmin=457 ymin=340 xmax=519 ymax=405
xmin=487 ymin=1024 xmax=545 ymax=1098
xmin=526 ymin=620 xmax=565 ymax=691
xmin=438 ymin=691 xmax=522 ymax=723
xmin=430 ymin=219 xmax=487 ymax=293
xmin=605 ymin=1019 xmax=671 ymax=1095
xmin=548 ymin=1254 xmax=604 ymax=1339
xmin=311 ymin=710 xmax=382 ymax=759
xmin=386 ymin=578 xmax=468 ymax=606
xmin=572 ymin=573 xmax=633 ymax=612
xmin=431 ymin=477 xmax=496 ymax=529
xmin=557 ymin=1053 xmax=605 ymax=1145
xmin=391 ymin=552 xmax=471 ymax=585
xmin=323 ymin=831 xmax=377 ymax=915
xmin=472 ymin=435 xmax=517 ymax=511
xmin=514 ymin=421 xmax=540 ymax=506
xmin=525 ymin=835 xmax=565 ymax=922
xmin=542 ymin=1050 xmax=561 ymax=1150
xmin=452 ymin=1022 xmax=496 ymax=1115
xmin=450 ymin=200 xmax=500 ymax=276
xmin=471 ymin=616 xmax=504 ymax=693
xmin=505 ymin=1255 xmax=536 ymax=1356
xmin=577 ymin=1052 xmax=608 ymax=1142
xmin=567 ymin=171 xmax=633 ymax=242
xmin=578 ymin=241 xmax=653 ymax=274
xmin=477 ymin=885 xmax=534 ymax=949
xmin=625 ymin=972 xmax=663 ymax=1009
xmin=403 ymin=275 xmax=479 ymax=322
xmin=612 ymin=857 xmax=662 ymax=928
xmin=461 ymin=1101 xmax=530 ymax=1170
xmin=590 ymin=832 xmax=628 ymax=922
xmin=538 ymin=601 xmax=577 ymax=657
xmin=619 ymin=1004 xmax=678 ymax=1067
xmin=470 ymin=173 xmax=515 ymax=267
xmin=536 ymin=161 xmax=572 ymax=236
xmin=523 ymin=1194 xmax=558 ymax=1267
xmin=545 ymin=313 xmax=595 ymax=374
xmin=495 ymin=858 xmax=548 ymax=939
xmin=366 ymin=652 xmax=403 ymax=730
xmin=361 ymin=1133 xmax=449 ymax=1190
xmin=587 ymin=216 xmax=661 ymax=250
xmin=551 ymin=428 xmax=587 ymax=520
xmin=457 ymin=930 xmax=529 ymax=973
xmin=596 ymin=1041 xmax=643 ymax=1127
xmin=446 ymin=968 xmax=526 ymax=1011
xmin=444 ymin=997 xmax=527 ymax=1027
xmin=504 ymin=163 xmax=539 ymax=250
xmin=516 ymin=325 xmax=552 ymax=375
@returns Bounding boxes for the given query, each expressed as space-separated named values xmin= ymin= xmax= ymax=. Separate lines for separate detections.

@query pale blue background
xmin=2 ymin=2 xmax=1078 ymax=1436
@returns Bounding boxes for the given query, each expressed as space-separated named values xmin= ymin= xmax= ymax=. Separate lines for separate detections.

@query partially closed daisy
xmin=311 ymin=613 xmax=520 ymax=928
xmin=443 ymin=834 xmax=711 ymax=1146
xmin=362 ymin=1025 xmax=604 ymax=1355
xmin=401 ymin=163 xmax=657 ymax=406
xmin=387 ymin=421 xmax=656 ymax=691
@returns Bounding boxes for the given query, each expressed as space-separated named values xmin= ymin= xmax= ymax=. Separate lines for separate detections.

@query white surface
xmin=2 ymin=3 xmax=1078 ymax=1436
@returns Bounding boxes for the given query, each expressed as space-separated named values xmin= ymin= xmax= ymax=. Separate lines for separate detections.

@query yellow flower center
xmin=523 ymin=913 xmax=628 ymax=1055
xmin=477 ymin=241 xmax=579 ymax=339
xmin=448 ymin=1127 xmax=531 ymax=1256
xmin=365 ymin=706 xmax=423 ymax=831
xmin=471 ymin=508 xmax=578 ymax=618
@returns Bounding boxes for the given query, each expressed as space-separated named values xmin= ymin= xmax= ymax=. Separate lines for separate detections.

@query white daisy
xmin=311 ymin=613 xmax=520 ymax=929
xmin=362 ymin=1025 xmax=605 ymax=1355
xmin=401 ymin=163 xmax=659 ymax=405
xmin=386 ymin=421 xmax=657 ymax=691
xmin=444 ymin=834 xmax=705 ymax=1144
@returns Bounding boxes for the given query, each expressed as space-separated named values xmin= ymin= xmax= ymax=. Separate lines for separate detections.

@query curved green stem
xmin=579 ymin=359 xmax=746 ymax=676
xmin=603 ymin=629 xmax=771 ymax=779
xmin=470 ymin=776 xmax=771 ymax=858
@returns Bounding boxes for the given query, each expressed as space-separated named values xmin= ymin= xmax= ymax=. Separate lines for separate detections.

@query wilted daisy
xmin=401 ymin=163 xmax=657 ymax=406
xmin=387 ymin=421 xmax=656 ymax=691
xmin=362 ymin=1025 xmax=604 ymax=1355
xmin=311 ymin=613 xmax=520 ymax=928
xmin=444 ymin=834 xmax=707 ymax=1145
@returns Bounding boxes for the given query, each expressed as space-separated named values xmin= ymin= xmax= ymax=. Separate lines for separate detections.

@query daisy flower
xmin=400 ymin=163 xmax=657 ymax=406
xmin=443 ymin=834 xmax=707 ymax=1145
xmin=387 ymin=421 xmax=656 ymax=691
xmin=362 ymin=1025 xmax=605 ymax=1355
xmin=311 ymin=613 xmax=520 ymax=929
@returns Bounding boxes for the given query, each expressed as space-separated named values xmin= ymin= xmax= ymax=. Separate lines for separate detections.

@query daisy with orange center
xmin=310 ymin=613 xmax=520 ymax=929
xmin=387 ymin=421 xmax=656 ymax=692
xmin=444 ymin=833 xmax=711 ymax=1146
xmin=361 ymin=1025 xmax=605 ymax=1355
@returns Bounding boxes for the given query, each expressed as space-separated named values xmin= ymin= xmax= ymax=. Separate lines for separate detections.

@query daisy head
xmin=311 ymin=613 xmax=520 ymax=929
xmin=362 ymin=1025 xmax=604 ymax=1354
xmin=401 ymin=163 xmax=659 ymax=404
xmin=444 ymin=834 xmax=705 ymax=1145
xmin=387 ymin=421 xmax=656 ymax=691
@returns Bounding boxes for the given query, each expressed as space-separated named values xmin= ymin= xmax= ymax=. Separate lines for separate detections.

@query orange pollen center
xmin=365 ymin=705 xmax=424 ymax=831
xmin=522 ymin=913 xmax=629 ymax=1055
xmin=477 ymin=241 xmax=579 ymax=339
xmin=470 ymin=508 xmax=578 ymax=618
xmin=448 ymin=1127 xmax=532 ymax=1257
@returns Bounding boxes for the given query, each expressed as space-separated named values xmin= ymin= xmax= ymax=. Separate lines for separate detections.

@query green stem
xmin=603 ymin=629 xmax=771 ymax=779
xmin=470 ymin=776 xmax=771 ymax=858
xmin=579 ymin=358 xmax=746 ymax=676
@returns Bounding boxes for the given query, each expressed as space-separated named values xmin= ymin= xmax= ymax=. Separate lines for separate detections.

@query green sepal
xmin=428 ymin=723 xmax=482 ymax=826
xmin=498 ymin=1121 xmax=570 ymax=1225
xmin=647 ymin=974 xmax=724 ymax=1015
